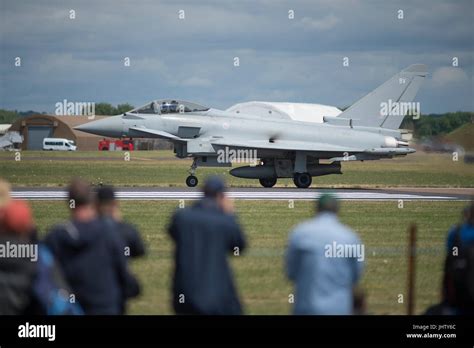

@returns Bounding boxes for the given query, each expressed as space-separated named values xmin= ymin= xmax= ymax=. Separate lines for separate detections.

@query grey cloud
xmin=0 ymin=0 xmax=472 ymax=113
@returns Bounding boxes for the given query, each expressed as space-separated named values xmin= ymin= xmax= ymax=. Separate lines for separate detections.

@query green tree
xmin=115 ymin=103 xmax=135 ymax=114
xmin=94 ymin=103 xmax=116 ymax=115
xmin=0 ymin=109 xmax=20 ymax=123
xmin=403 ymin=112 xmax=473 ymax=139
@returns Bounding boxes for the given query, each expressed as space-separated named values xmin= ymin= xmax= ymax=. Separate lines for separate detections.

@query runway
xmin=10 ymin=187 xmax=470 ymax=201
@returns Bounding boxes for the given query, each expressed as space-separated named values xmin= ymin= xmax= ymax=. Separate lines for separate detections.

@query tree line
xmin=0 ymin=103 xmax=136 ymax=124
xmin=401 ymin=111 xmax=473 ymax=138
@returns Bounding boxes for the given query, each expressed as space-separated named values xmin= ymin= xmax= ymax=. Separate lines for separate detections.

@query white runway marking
xmin=11 ymin=190 xmax=457 ymax=201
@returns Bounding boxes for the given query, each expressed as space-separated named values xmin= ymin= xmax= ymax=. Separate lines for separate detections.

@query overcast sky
xmin=0 ymin=0 xmax=473 ymax=113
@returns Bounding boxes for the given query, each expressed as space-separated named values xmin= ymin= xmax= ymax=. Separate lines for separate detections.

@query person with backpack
xmin=44 ymin=178 xmax=140 ymax=315
xmin=442 ymin=202 xmax=474 ymax=315
xmin=33 ymin=243 xmax=84 ymax=315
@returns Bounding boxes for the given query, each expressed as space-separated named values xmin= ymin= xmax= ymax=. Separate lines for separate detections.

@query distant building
xmin=9 ymin=115 xmax=173 ymax=151
xmin=9 ymin=115 xmax=108 ymax=150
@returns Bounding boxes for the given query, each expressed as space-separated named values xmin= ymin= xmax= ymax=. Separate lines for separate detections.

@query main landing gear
xmin=293 ymin=153 xmax=312 ymax=188
xmin=293 ymin=172 xmax=312 ymax=189
xmin=259 ymin=177 xmax=277 ymax=188
xmin=258 ymin=174 xmax=312 ymax=188
xmin=186 ymin=158 xmax=199 ymax=187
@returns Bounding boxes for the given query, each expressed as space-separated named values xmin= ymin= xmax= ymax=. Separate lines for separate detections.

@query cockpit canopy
xmin=130 ymin=99 xmax=209 ymax=115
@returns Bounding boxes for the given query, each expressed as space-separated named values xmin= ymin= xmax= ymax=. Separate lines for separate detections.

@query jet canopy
xmin=130 ymin=99 xmax=209 ymax=115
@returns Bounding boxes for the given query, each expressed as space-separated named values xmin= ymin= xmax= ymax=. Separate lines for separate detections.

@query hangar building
xmin=9 ymin=115 xmax=107 ymax=150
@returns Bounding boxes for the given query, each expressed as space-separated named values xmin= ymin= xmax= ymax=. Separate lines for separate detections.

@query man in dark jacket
xmin=95 ymin=185 xmax=146 ymax=258
xmin=168 ymin=176 xmax=246 ymax=315
xmin=44 ymin=178 xmax=139 ymax=315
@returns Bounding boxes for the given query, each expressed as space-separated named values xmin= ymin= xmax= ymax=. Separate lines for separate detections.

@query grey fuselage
xmin=85 ymin=108 xmax=403 ymax=160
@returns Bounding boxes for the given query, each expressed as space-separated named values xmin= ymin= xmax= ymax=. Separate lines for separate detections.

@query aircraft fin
xmin=338 ymin=64 xmax=428 ymax=129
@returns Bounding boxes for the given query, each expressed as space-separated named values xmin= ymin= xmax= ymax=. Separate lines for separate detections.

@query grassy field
xmin=3 ymin=149 xmax=470 ymax=314
xmin=30 ymin=199 xmax=465 ymax=315
xmin=446 ymin=123 xmax=474 ymax=151
xmin=0 ymin=150 xmax=473 ymax=188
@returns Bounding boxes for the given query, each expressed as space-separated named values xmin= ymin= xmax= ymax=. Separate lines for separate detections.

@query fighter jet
xmin=75 ymin=64 xmax=427 ymax=188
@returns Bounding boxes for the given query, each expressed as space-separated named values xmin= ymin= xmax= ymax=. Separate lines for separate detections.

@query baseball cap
xmin=203 ymin=176 xmax=226 ymax=198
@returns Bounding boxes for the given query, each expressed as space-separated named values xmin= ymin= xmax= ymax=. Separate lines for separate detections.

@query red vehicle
xmin=98 ymin=138 xmax=134 ymax=151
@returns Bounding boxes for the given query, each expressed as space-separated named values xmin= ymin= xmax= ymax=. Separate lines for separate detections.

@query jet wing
xmin=0 ymin=138 xmax=13 ymax=149
xmin=128 ymin=127 xmax=184 ymax=141
xmin=210 ymin=138 xmax=364 ymax=153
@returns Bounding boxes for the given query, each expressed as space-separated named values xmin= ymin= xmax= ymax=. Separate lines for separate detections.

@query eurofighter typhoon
xmin=75 ymin=64 xmax=427 ymax=188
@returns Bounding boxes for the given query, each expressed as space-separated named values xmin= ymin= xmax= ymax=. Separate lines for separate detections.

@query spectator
xmin=168 ymin=176 xmax=246 ymax=315
xmin=286 ymin=193 xmax=364 ymax=315
xmin=96 ymin=185 xmax=145 ymax=258
xmin=0 ymin=179 xmax=37 ymax=314
xmin=441 ymin=202 xmax=474 ymax=314
xmin=44 ymin=178 xmax=139 ymax=314
xmin=0 ymin=178 xmax=12 ymax=234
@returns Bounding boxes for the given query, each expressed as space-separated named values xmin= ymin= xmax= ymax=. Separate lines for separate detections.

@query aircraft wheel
xmin=259 ymin=177 xmax=277 ymax=188
xmin=293 ymin=173 xmax=312 ymax=188
xmin=186 ymin=175 xmax=198 ymax=187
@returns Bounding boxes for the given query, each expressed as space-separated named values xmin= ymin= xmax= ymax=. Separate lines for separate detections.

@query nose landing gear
xmin=186 ymin=175 xmax=198 ymax=187
xmin=186 ymin=158 xmax=199 ymax=187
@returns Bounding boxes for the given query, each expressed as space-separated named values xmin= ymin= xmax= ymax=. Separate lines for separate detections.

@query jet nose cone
xmin=74 ymin=123 xmax=92 ymax=132
xmin=74 ymin=116 xmax=123 ymax=137
xmin=74 ymin=120 xmax=103 ymax=134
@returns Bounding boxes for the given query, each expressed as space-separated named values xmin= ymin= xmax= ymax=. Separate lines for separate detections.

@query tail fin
xmin=339 ymin=64 xmax=428 ymax=129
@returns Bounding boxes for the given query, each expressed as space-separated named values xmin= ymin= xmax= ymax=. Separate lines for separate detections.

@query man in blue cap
xmin=168 ymin=176 xmax=246 ymax=315
xmin=286 ymin=193 xmax=365 ymax=315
